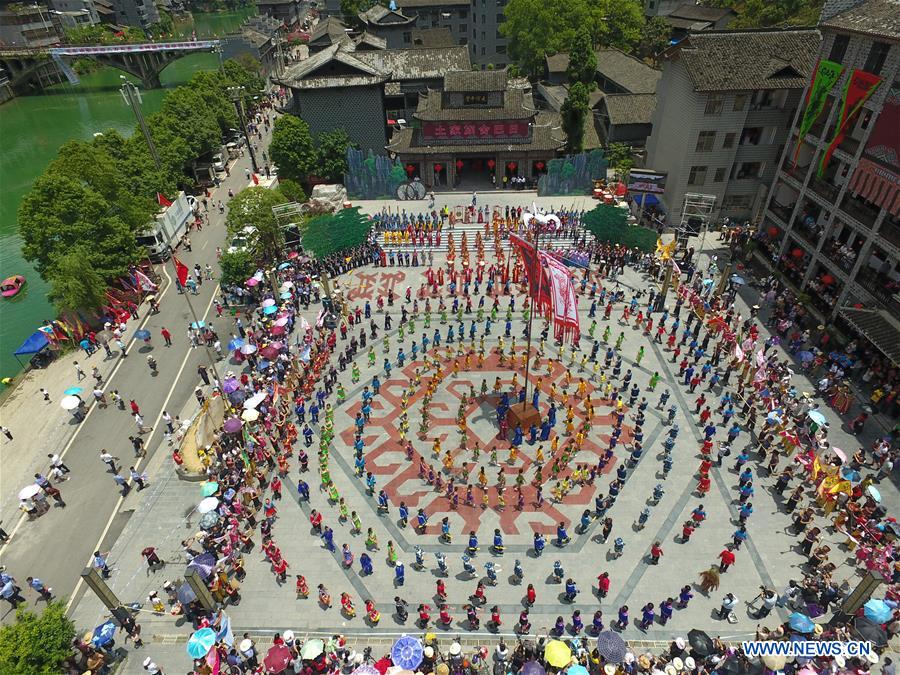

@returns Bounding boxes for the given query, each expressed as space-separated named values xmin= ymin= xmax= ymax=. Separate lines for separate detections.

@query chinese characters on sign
xmin=421 ymin=120 xmax=531 ymax=143
xmin=463 ymin=93 xmax=488 ymax=105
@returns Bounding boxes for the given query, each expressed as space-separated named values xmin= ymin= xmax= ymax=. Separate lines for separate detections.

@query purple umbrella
xmin=223 ymin=378 xmax=240 ymax=394
xmin=223 ymin=417 xmax=243 ymax=433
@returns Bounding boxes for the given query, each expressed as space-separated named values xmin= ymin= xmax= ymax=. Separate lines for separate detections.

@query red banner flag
xmin=173 ymin=256 xmax=189 ymax=287
xmin=819 ymin=68 xmax=882 ymax=176
xmin=157 ymin=192 xmax=173 ymax=208
xmin=251 ymin=173 xmax=260 ymax=185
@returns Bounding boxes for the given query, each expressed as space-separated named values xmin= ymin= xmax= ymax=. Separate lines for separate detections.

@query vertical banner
xmin=793 ymin=59 xmax=844 ymax=167
xmin=818 ymin=68 xmax=882 ymax=177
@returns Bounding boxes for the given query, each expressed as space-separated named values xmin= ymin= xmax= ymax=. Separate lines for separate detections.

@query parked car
xmin=212 ymin=153 xmax=226 ymax=172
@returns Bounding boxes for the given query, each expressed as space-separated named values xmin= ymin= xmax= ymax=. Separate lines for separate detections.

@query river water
xmin=0 ymin=10 xmax=253 ymax=380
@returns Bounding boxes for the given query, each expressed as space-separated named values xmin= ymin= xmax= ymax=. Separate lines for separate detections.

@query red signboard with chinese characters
xmin=421 ymin=120 xmax=531 ymax=143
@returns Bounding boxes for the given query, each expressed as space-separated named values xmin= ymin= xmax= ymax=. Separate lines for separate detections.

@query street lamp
xmin=227 ymin=85 xmax=260 ymax=173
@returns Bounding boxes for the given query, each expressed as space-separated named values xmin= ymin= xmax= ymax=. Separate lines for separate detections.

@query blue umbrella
xmin=280 ymin=291 xmax=292 ymax=299
xmin=228 ymin=338 xmax=245 ymax=351
xmin=863 ymin=599 xmax=892 ymax=624
xmin=788 ymin=612 xmax=815 ymax=633
xmin=64 ymin=386 xmax=83 ymax=395
xmin=808 ymin=410 xmax=827 ymax=426
xmin=522 ymin=662 xmax=547 ymax=675
xmin=134 ymin=329 xmax=151 ymax=340
xmin=257 ymin=359 xmax=271 ymax=371
xmin=567 ymin=666 xmax=589 ymax=675
xmin=187 ymin=627 xmax=217 ymax=658
xmin=797 ymin=351 xmax=814 ymax=362
xmin=729 ymin=275 xmax=746 ymax=285
xmin=391 ymin=635 xmax=423 ymax=670
xmin=191 ymin=320 xmax=206 ymax=329
xmin=263 ymin=304 xmax=278 ymax=315
xmin=841 ymin=466 xmax=861 ymax=482
xmin=596 ymin=631 xmax=627 ymax=663
xmin=278 ymin=262 xmax=292 ymax=270
xmin=91 ymin=620 xmax=117 ymax=647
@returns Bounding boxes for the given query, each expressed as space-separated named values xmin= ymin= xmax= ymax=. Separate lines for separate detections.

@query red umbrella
xmin=374 ymin=657 xmax=392 ymax=674
xmin=264 ymin=644 xmax=292 ymax=673
xmin=259 ymin=345 xmax=279 ymax=359
xmin=270 ymin=325 xmax=286 ymax=336
xmin=288 ymin=251 xmax=299 ymax=259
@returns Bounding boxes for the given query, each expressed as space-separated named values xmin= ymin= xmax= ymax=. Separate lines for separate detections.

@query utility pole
xmin=119 ymin=76 xmax=223 ymax=387
xmin=228 ymin=85 xmax=259 ymax=173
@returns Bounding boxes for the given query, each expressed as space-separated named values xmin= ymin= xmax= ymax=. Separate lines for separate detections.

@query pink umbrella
xmin=246 ymin=277 xmax=259 ymax=287
xmin=288 ymin=251 xmax=299 ymax=259
xmin=270 ymin=325 xmax=286 ymax=336
xmin=831 ymin=447 xmax=847 ymax=462
xmin=273 ymin=317 xmax=289 ymax=327
xmin=264 ymin=644 xmax=292 ymax=673
xmin=259 ymin=345 xmax=279 ymax=359
xmin=262 ymin=298 xmax=276 ymax=307
xmin=269 ymin=341 xmax=285 ymax=349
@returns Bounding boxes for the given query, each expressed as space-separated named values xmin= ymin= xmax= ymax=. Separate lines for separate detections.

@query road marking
xmin=64 ymin=283 xmax=218 ymax=613
xmin=0 ymin=272 xmax=176 ymax=552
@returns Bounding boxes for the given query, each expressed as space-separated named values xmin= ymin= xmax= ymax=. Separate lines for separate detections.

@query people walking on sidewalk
xmin=100 ymin=450 xmax=119 ymax=473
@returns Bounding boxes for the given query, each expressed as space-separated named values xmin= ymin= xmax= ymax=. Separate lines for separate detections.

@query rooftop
xmin=444 ymin=69 xmax=507 ymax=92
xmin=354 ymin=32 xmax=387 ymax=50
xmin=411 ymin=27 xmax=455 ymax=48
xmin=355 ymin=44 xmax=470 ymax=79
xmin=415 ymin=87 xmax=535 ymax=121
xmin=667 ymin=2 xmax=735 ymax=23
xmin=839 ymin=307 xmax=900 ymax=366
xmin=241 ymin=28 xmax=275 ymax=48
xmin=359 ymin=4 xmax=416 ymax=25
xmin=674 ymin=28 xmax=821 ymax=92
xmin=395 ymin=0 xmax=469 ymax=6
xmin=599 ymin=93 xmax=658 ymax=125
xmin=819 ymin=0 xmax=900 ymax=42
xmin=308 ymin=16 xmax=349 ymax=44
xmin=545 ymin=48 xmax=660 ymax=94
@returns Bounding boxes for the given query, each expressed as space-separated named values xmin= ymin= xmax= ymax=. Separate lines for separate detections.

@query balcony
xmin=839 ymin=194 xmax=878 ymax=230
xmin=854 ymin=269 xmax=900 ymax=315
xmin=838 ymin=134 xmax=860 ymax=156
xmin=769 ymin=201 xmax=792 ymax=225
xmin=809 ymin=176 xmax=839 ymax=204
xmin=881 ymin=220 xmax=900 ymax=250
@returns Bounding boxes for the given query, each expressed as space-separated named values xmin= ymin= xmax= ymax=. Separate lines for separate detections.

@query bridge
xmin=0 ymin=40 xmax=220 ymax=92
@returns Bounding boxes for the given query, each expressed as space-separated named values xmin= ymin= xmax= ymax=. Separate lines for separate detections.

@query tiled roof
xmin=600 ymin=93 xmax=657 ymax=125
xmin=839 ymin=307 xmax=900 ymax=365
xmin=666 ymin=16 xmax=713 ymax=30
xmin=668 ymin=2 xmax=734 ymax=22
xmin=676 ymin=29 xmax=821 ymax=92
xmin=545 ymin=48 xmax=660 ymax=94
xmin=396 ymin=0 xmax=468 ymax=6
xmin=820 ymin=0 xmax=900 ymax=41
xmin=387 ymin=111 xmax=566 ymax=153
xmin=309 ymin=16 xmax=349 ymax=44
xmin=444 ymin=70 xmax=507 ymax=92
xmin=414 ymin=87 xmax=534 ymax=120
xmin=411 ymin=27 xmax=455 ymax=47
xmin=354 ymin=45 xmax=470 ymax=80
xmin=355 ymin=32 xmax=387 ymax=49
xmin=359 ymin=4 xmax=415 ymax=24
xmin=242 ymin=28 xmax=274 ymax=48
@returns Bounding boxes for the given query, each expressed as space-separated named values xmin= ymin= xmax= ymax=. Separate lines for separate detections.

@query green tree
xmin=223 ymin=57 xmax=265 ymax=98
xmin=637 ymin=16 xmax=671 ymax=65
xmin=561 ymin=82 xmax=590 ymax=153
xmin=583 ymin=204 xmax=657 ymax=251
xmin=502 ymin=0 xmax=644 ymax=78
xmin=302 ymin=208 xmax=371 ymax=260
xmin=18 ymin=172 xmax=141 ymax=280
xmin=340 ymin=0 xmax=375 ymax=25
xmin=219 ymin=249 xmax=256 ymax=286
xmin=605 ymin=142 xmax=634 ymax=177
xmin=566 ymin=28 xmax=596 ymax=87
xmin=278 ymin=178 xmax=307 ymax=204
xmin=48 ymin=247 xmax=109 ymax=313
xmin=270 ymin=116 xmax=316 ymax=184
xmin=315 ymin=128 xmax=355 ymax=182
xmin=225 ymin=187 xmax=287 ymax=264
xmin=0 ymin=602 xmax=76 ymax=673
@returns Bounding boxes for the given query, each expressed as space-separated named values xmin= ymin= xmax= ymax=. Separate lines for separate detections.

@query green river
xmin=0 ymin=9 xmax=254 ymax=380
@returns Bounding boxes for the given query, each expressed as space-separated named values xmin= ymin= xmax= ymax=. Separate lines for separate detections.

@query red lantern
xmin=791 ymin=248 xmax=804 ymax=259
xmin=821 ymin=274 xmax=835 ymax=285
xmin=486 ymin=159 xmax=496 ymax=169
xmin=405 ymin=164 xmax=415 ymax=176
xmin=767 ymin=226 xmax=779 ymax=238
xmin=455 ymin=160 xmax=464 ymax=170
xmin=507 ymin=161 xmax=517 ymax=171
xmin=434 ymin=163 xmax=443 ymax=173
xmin=535 ymin=161 xmax=545 ymax=171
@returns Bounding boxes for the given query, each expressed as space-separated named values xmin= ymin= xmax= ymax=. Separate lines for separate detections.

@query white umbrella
xmin=274 ymin=317 xmax=289 ymax=327
xmin=197 ymin=497 xmax=219 ymax=514
xmin=262 ymin=298 xmax=276 ymax=307
xmin=18 ymin=484 xmax=41 ymax=500
xmin=280 ymin=281 xmax=294 ymax=289
xmin=240 ymin=344 xmax=257 ymax=355
xmin=244 ymin=391 xmax=267 ymax=409
xmin=60 ymin=395 xmax=81 ymax=410
xmin=241 ymin=408 xmax=260 ymax=422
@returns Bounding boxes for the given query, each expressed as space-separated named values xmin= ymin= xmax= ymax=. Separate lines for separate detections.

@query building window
xmin=496 ymin=29 xmax=503 ymax=38
xmin=829 ymin=33 xmax=849 ymax=62
xmin=723 ymin=132 xmax=735 ymax=149
xmin=458 ymin=37 xmax=467 ymax=45
xmin=863 ymin=41 xmax=889 ymax=75
xmin=735 ymin=162 xmax=762 ymax=179
xmin=714 ymin=168 xmax=726 ymax=182
xmin=688 ymin=166 xmax=708 ymax=185
xmin=733 ymin=94 xmax=747 ymax=112
xmin=496 ymin=44 xmax=506 ymax=53
xmin=472 ymin=13 xmax=476 ymax=22
xmin=704 ymin=95 xmax=724 ymax=115
xmin=403 ymin=31 xmax=411 ymax=43
xmin=481 ymin=46 xmax=485 ymax=55
xmin=459 ymin=8 xmax=467 ymax=17
xmin=695 ymin=130 xmax=716 ymax=152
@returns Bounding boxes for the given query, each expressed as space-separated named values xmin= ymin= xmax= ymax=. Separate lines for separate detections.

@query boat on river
xmin=1 ymin=275 xmax=26 ymax=298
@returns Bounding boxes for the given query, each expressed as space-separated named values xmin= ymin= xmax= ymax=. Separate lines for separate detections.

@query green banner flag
xmin=793 ymin=59 xmax=844 ymax=167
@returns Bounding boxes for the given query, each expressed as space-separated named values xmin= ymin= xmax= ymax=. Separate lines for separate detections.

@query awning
xmin=839 ymin=307 xmax=900 ymax=366
xmin=632 ymin=193 xmax=661 ymax=207
xmin=13 ymin=330 xmax=49 ymax=356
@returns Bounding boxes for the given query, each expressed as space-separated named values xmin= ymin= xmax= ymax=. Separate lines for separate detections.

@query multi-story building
xmin=108 ymin=0 xmax=158 ymax=29
xmin=49 ymin=0 xmax=99 ymax=28
xmin=0 ymin=2 xmax=61 ymax=47
xmin=644 ymin=28 xmax=821 ymax=226
xmin=256 ymin=0 xmax=307 ymax=30
xmin=757 ymin=0 xmax=899 ymax=331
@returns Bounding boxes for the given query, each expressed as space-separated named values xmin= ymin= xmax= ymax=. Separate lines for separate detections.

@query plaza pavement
xmin=70 ymin=213 xmax=897 ymax=674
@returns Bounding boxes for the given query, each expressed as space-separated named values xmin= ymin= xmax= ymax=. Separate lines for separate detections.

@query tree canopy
xmin=219 ymin=249 xmax=256 ymax=286
xmin=302 ymin=208 xmax=372 ymax=260
xmin=315 ymin=128 xmax=355 ymax=182
xmin=501 ymin=0 xmax=645 ymax=78
xmin=583 ymin=204 xmax=657 ymax=251
xmin=708 ymin=0 xmax=823 ymax=27
xmin=561 ymin=82 xmax=590 ymax=153
xmin=0 ymin=603 xmax=75 ymax=674
xmin=270 ymin=115 xmax=316 ymax=184
xmin=566 ymin=28 xmax=597 ymax=87
xmin=225 ymin=187 xmax=288 ymax=265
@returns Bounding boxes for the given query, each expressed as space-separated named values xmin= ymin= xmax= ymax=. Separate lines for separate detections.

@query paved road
xmin=0 ymin=122 xmax=273 ymax=621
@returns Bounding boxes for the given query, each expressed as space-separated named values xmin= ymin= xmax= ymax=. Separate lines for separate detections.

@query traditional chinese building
xmin=386 ymin=70 xmax=566 ymax=188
